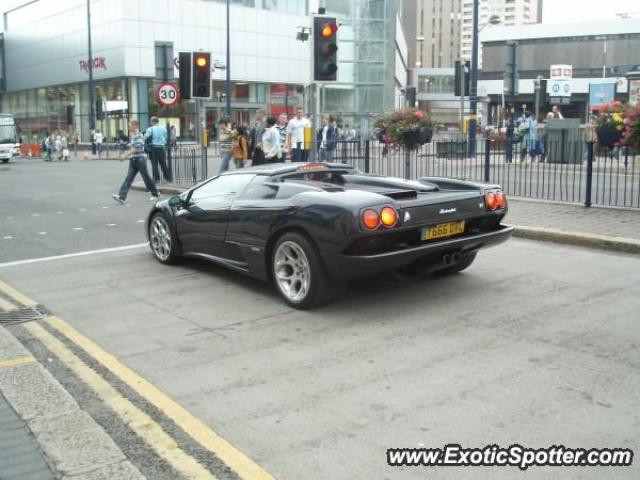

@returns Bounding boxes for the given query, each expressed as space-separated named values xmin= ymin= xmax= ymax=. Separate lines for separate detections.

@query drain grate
xmin=0 ymin=306 xmax=48 ymax=325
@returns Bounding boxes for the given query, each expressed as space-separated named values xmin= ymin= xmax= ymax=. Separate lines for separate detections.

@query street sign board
xmin=156 ymin=82 xmax=179 ymax=107
xmin=548 ymin=80 xmax=571 ymax=97
xmin=549 ymin=96 xmax=571 ymax=106
xmin=588 ymin=82 xmax=615 ymax=108
xmin=550 ymin=64 xmax=572 ymax=80
xmin=630 ymin=79 xmax=640 ymax=108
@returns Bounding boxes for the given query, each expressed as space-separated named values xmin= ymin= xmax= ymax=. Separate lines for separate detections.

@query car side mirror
xmin=168 ymin=195 xmax=185 ymax=208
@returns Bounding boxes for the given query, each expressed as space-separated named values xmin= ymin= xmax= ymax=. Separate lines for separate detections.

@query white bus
xmin=0 ymin=113 xmax=19 ymax=163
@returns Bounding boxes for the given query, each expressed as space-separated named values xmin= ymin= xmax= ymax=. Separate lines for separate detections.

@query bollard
xmin=484 ymin=138 xmax=491 ymax=182
xmin=585 ymin=141 xmax=594 ymax=208
xmin=364 ymin=140 xmax=370 ymax=173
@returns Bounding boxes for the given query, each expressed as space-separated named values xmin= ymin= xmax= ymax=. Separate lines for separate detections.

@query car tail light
xmin=362 ymin=209 xmax=380 ymax=229
xmin=485 ymin=191 xmax=497 ymax=210
xmin=496 ymin=190 xmax=506 ymax=209
xmin=380 ymin=207 xmax=398 ymax=227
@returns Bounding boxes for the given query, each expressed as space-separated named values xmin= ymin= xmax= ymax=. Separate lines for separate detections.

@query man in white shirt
xmin=286 ymin=107 xmax=311 ymax=162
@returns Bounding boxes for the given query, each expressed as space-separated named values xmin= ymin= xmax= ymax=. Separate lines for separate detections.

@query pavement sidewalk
xmin=0 ymin=307 xmax=145 ymax=480
xmin=134 ymin=180 xmax=640 ymax=254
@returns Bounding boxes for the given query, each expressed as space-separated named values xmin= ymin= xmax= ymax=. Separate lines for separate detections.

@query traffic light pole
xmin=459 ymin=60 xmax=465 ymax=131
xmin=86 ymin=0 xmax=95 ymax=131
xmin=225 ymin=0 xmax=231 ymax=120
xmin=468 ymin=0 xmax=479 ymax=157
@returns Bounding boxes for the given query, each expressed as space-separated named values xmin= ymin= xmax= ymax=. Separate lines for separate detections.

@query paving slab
xmin=0 ymin=363 xmax=78 ymax=421
xmin=28 ymin=410 xmax=127 ymax=477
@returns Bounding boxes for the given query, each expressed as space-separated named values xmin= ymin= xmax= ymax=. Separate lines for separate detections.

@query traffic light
xmin=192 ymin=52 xmax=211 ymax=98
xmin=95 ymin=100 xmax=104 ymax=120
xmin=66 ymin=105 xmax=74 ymax=125
xmin=454 ymin=60 xmax=470 ymax=96
xmin=313 ymin=17 xmax=338 ymax=81
xmin=504 ymin=41 xmax=519 ymax=97
xmin=405 ymin=87 xmax=416 ymax=107
xmin=178 ymin=52 xmax=192 ymax=99
xmin=178 ymin=51 xmax=211 ymax=99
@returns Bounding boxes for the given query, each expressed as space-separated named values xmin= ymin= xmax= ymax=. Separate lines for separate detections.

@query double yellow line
xmin=0 ymin=280 xmax=274 ymax=480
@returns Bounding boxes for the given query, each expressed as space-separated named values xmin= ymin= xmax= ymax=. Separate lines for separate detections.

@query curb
xmin=131 ymin=183 xmax=184 ymax=195
xmin=0 ymin=324 xmax=145 ymax=479
xmin=508 ymin=224 xmax=640 ymax=255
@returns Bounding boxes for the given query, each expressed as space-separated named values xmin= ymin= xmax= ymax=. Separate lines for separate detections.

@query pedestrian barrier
xmin=167 ymin=145 xmax=208 ymax=187
xmin=192 ymin=136 xmax=639 ymax=209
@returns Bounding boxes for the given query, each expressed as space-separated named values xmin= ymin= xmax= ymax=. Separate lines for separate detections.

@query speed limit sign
xmin=156 ymin=82 xmax=179 ymax=107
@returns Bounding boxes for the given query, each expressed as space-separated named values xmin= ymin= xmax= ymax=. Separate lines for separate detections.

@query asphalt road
xmin=1 ymin=158 xmax=640 ymax=479
xmin=0 ymin=157 xmax=156 ymax=262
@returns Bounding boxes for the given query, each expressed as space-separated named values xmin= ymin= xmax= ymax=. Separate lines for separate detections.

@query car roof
xmin=220 ymin=162 xmax=355 ymax=176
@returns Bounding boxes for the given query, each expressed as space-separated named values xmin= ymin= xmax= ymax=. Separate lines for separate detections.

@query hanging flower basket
xmin=373 ymin=109 xmax=438 ymax=150
xmin=597 ymin=126 xmax=623 ymax=148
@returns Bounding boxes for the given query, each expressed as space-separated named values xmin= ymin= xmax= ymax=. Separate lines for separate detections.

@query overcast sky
xmin=543 ymin=0 xmax=640 ymax=23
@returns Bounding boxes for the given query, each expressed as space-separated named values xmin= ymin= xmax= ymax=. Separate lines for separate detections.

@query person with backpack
xmin=145 ymin=116 xmax=172 ymax=183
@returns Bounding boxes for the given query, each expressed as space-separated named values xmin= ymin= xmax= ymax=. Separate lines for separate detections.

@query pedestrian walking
xmin=519 ymin=111 xmax=539 ymax=163
xmin=43 ymin=133 xmax=52 ymax=162
xmin=249 ymin=109 xmax=266 ymax=166
xmin=73 ymin=132 xmax=79 ymax=159
xmin=218 ymin=119 xmax=234 ymax=173
xmin=112 ymin=120 xmax=160 ymax=204
xmin=317 ymin=114 xmax=337 ymax=162
xmin=54 ymin=135 xmax=62 ymax=161
xmin=61 ymin=136 xmax=69 ymax=162
xmin=95 ymin=130 xmax=103 ymax=157
xmin=231 ymin=125 xmax=250 ymax=168
xmin=145 ymin=116 xmax=172 ymax=183
xmin=262 ymin=116 xmax=282 ymax=163
xmin=286 ymin=107 xmax=311 ymax=162
xmin=276 ymin=112 xmax=289 ymax=162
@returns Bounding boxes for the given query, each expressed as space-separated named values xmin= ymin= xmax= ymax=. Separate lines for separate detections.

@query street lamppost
xmin=86 ymin=0 xmax=95 ymax=132
xmin=225 ymin=0 xmax=231 ymax=120
xmin=468 ymin=5 xmax=500 ymax=155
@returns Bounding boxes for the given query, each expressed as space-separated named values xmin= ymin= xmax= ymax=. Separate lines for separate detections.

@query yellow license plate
xmin=422 ymin=220 xmax=466 ymax=240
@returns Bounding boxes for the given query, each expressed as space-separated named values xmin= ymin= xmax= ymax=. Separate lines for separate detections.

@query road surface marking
xmin=25 ymin=321 xmax=219 ymax=480
xmin=102 ymin=206 xmax=110 ymax=209
xmin=2 ymin=236 xmax=12 ymax=240
xmin=73 ymin=227 xmax=84 ymax=231
xmin=0 ymin=296 xmax=17 ymax=311
xmin=31 ymin=214 xmax=39 ymax=217
xmin=0 ymin=280 xmax=275 ymax=479
xmin=0 ymin=243 xmax=148 ymax=269
xmin=0 ymin=281 xmax=38 ymax=306
xmin=38 ymin=232 xmax=47 ymax=235
xmin=79 ymin=208 xmax=86 ymax=212
xmin=46 ymin=315 xmax=275 ymax=480
xmin=108 ymin=223 xmax=117 ymax=227
xmin=137 ymin=219 xmax=145 ymax=223
xmin=56 ymin=211 xmax=64 ymax=215
xmin=0 ymin=356 xmax=36 ymax=369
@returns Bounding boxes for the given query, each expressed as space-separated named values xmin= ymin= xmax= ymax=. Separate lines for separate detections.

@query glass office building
xmin=0 ymin=0 xmax=401 ymax=144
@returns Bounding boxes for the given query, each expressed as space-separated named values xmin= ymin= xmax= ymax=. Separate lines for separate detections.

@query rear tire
xmin=436 ymin=252 xmax=477 ymax=276
xmin=148 ymin=212 xmax=180 ymax=265
xmin=272 ymin=232 xmax=337 ymax=309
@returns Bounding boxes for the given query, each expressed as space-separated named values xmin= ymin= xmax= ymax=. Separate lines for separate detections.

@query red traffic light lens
xmin=195 ymin=56 xmax=208 ymax=68
xmin=320 ymin=23 xmax=337 ymax=38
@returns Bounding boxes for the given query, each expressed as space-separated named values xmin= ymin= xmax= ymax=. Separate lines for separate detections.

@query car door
xmin=175 ymin=174 xmax=255 ymax=259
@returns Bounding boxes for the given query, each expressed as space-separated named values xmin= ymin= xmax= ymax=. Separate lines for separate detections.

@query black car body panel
xmin=147 ymin=162 xmax=512 ymax=283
